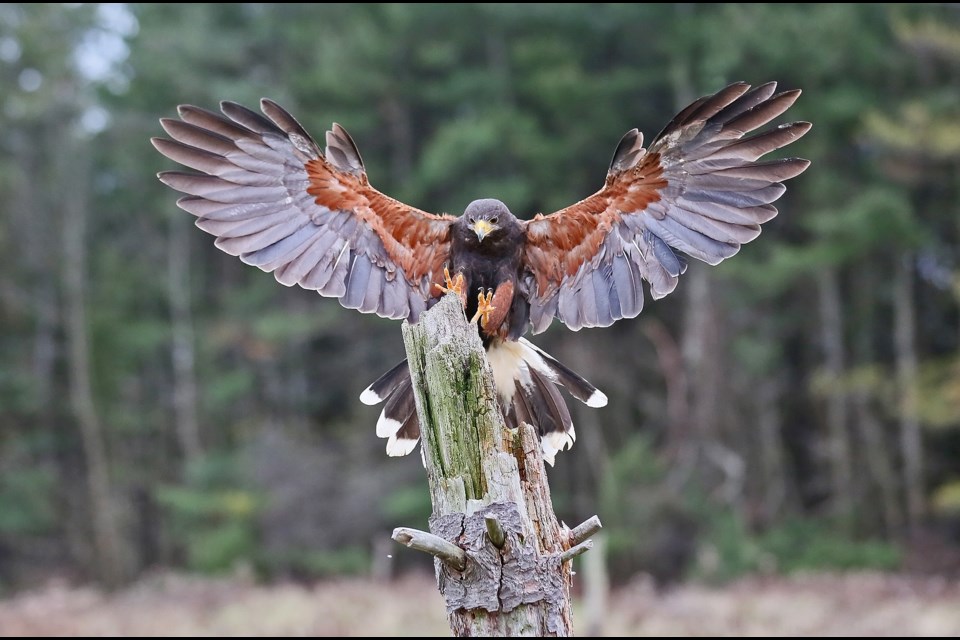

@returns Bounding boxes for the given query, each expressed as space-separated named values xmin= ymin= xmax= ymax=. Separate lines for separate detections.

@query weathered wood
xmin=396 ymin=294 xmax=596 ymax=637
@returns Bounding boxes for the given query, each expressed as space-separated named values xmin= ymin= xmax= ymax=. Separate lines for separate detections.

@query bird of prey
xmin=153 ymin=81 xmax=809 ymax=464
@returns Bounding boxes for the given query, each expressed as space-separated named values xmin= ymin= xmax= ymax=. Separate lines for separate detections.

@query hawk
xmin=153 ymin=81 xmax=809 ymax=464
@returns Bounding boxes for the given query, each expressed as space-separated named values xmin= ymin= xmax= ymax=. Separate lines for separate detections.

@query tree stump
xmin=393 ymin=295 xmax=601 ymax=637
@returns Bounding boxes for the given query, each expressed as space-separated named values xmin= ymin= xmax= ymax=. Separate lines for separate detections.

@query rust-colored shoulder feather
xmin=305 ymin=161 xmax=451 ymax=288
xmin=521 ymin=81 xmax=810 ymax=333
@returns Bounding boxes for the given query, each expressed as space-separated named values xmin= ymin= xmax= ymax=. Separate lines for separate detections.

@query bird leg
xmin=434 ymin=267 xmax=466 ymax=306
xmin=470 ymin=289 xmax=496 ymax=330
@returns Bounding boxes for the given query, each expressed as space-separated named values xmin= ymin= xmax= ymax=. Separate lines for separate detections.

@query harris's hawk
xmin=153 ymin=81 xmax=809 ymax=464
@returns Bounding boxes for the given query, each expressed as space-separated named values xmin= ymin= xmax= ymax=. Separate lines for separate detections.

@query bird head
xmin=460 ymin=199 xmax=513 ymax=243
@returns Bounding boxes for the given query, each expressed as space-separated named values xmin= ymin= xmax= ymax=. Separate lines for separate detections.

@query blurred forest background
xmin=1 ymin=3 xmax=960 ymax=599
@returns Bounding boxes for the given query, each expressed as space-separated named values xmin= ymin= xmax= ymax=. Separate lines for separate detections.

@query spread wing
xmin=522 ymin=81 xmax=811 ymax=333
xmin=152 ymin=100 xmax=454 ymax=322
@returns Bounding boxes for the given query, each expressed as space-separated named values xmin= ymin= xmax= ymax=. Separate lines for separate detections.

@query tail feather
xmin=519 ymin=338 xmax=608 ymax=408
xmin=528 ymin=367 xmax=575 ymax=466
xmin=508 ymin=368 xmax=568 ymax=440
xmin=530 ymin=367 xmax=574 ymax=437
xmin=395 ymin=410 xmax=420 ymax=445
xmin=376 ymin=376 xmax=410 ymax=437
xmin=363 ymin=338 xmax=605 ymax=464
xmin=488 ymin=338 xmax=601 ymax=465
xmin=506 ymin=378 xmax=535 ymax=432
xmin=360 ymin=359 xmax=409 ymax=405
xmin=362 ymin=359 xmax=421 ymax=456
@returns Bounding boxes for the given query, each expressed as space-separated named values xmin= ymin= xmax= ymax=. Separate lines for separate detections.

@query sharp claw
xmin=470 ymin=289 xmax=496 ymax=329
xmin=434 ymin=268 xmax=467 ymax=306
xmin=433 ymin=267 xmax=452 ymax=293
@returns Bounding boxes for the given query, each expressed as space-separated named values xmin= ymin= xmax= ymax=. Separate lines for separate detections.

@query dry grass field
xmin=2 ymin=571 xmax=959 ymax=636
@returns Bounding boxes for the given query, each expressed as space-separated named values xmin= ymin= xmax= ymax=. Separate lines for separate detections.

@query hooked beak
xmin=471 ymin=219 xmax=497 ymax=242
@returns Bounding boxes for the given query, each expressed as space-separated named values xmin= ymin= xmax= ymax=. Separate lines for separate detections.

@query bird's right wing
xmin=153 ymin=99 xmax=454 ymax=322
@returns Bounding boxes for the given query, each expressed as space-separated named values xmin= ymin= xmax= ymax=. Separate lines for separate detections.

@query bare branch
xmin=392 ymin=526 xmax=466 ymax=571
xmin=560 ymin=539 xmax=594 ymax=563
xmin=569 ymin=515 xmax=602 ymax=546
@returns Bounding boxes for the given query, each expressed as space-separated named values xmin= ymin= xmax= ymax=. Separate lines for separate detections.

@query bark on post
xmin=395 ymin=294 xmax=599 ymax=637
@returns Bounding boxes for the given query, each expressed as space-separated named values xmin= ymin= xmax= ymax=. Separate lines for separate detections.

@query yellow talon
xmin=434 ymin=267 xmax=466 ymax=305
xmin=470 ymin=289 xmax=496 ymax=329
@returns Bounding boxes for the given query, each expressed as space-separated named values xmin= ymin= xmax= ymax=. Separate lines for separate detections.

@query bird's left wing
xmin=522 ymin=81 xmax=811 ymax=333
xmin=153 ymin=99 xmax=454 ymax=322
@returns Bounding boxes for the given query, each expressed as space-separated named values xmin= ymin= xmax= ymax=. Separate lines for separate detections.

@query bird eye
xmin=490 ymin=216 xmax=498 ymax=224
xmin=468 ymin=216 xmax=475 ymax=224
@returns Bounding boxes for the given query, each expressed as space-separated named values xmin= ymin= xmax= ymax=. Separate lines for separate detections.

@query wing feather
xmin=522 ymin=81 xmax=809 ymax=332
xmin=153 ymin=99 xmax=454 ymax=322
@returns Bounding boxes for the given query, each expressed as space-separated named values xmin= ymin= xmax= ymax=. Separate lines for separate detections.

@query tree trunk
xmin=894 ymin=254 xmax=924 ymax=531
xmin=851 ymin=391 xmax=902 ymax=535
xmin=11 ymin=132 xmax=59 ymax=423
xmin=816 ymin=268 xmax=854 ymax=521
xmin=581 ymin=531 xmax=609 ymax=637
xmin=61 ymin=143 xmax=124 ymax=585
xmin=643 ymin=319 xmax=690 ymax=459
xmin=397 ymin=295 xmax=596 ymax=637
xmin=168 ymin=212 xmax=203 ymax=462
xmin=382 ymin=95 xmax=414 ymax=186
xmin=756 ymin=375 xmax=788 ymax=523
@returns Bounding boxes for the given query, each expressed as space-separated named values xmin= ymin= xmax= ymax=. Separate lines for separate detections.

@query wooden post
xmin=393 ymin=294 xmax=601 ymax=637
